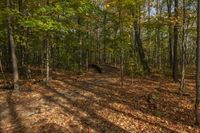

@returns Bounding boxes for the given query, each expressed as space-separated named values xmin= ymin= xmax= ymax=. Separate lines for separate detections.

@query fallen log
xmin=88 ymin=64 xmax=102 ymax=73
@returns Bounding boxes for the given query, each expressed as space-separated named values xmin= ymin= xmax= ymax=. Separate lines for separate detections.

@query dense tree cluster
xmin=0 ymin=0 xmax=197 ymax=78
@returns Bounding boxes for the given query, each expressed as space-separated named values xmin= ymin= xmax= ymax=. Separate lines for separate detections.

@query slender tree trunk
xmin=96 ymin=29 xmax=100 ymax=64
xmin=18 ymin=0 xmax=22 ymax=12
xmin=79 ymin=34 xmax=83 ymax=73
xmin=45 ymin=36 xmax=50 ymax=83
xmin=41 ymin=49 xmax=44 ymax=77
xmin=147 ymin=0 xmax=152 ymax=64
xmin=86 ymin=51 xmax=89 ymax=71
xmin=120 ymin=49 xmax=124 ymax=88
xmin=173 ymin=0 xmax=179 ymax=82
xmin=45 ymin=0 xmax=50 ymax=82
xmin=103 ymin=12 xmax=107 ymax=64
xmin=0 ymin=60 xmax=6 ymax=81
xmin=118 ymin=0 xmax=124 ymax=88
xmin=167 ymin=0 xmax=173 ymax=68
xmin=196 ymin=0 xmax=200 ymax=126
xmin=7 ymin=0 xmax=19 ymax=89
xmin=131 ymin=1 xmax=150 ymax=73
xmin=180 ymin=0 xmax=186 ymax=91
xmin=78 ymin=17 xmax=82 ymax=73
xmin=133 ymin=12 xmax=150 ymax=73
xmin=18 ymin=0 xmax=26 ymax=68
xmin=6 ymin=41 xmax=12 ymax=72
xmin=156 ymin=0 xmax=161 ymax=69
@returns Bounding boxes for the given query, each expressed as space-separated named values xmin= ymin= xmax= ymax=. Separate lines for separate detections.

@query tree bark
xmin=173 ymin=0 xmax=179 ymax=82
xmin=156 ymin=0 xmax=161 ymax=69
xmin=180 ymin=0 xmax=186 ymax=91
xmin=0 ymin=60 xmax=6 ymax=81
xmin=196 ymin=0 xmax=200 ymax=126
xmin=45 ymin=36 xmax=50 ymax=83
xmin=7 ymin=0 xmax=19 ymax=89
xmin=133 ymin=10 xmax=150 ymax=73
xmin=147 ymin=0 xmax=152 ymax=64
xmin=118 ymin=0 xmax=124 ymax=88
xmin=78 ymin=17 xmax=83 ymax=73
xmin=103 ymin=12 xmax=107 ymax=64
xmin=96 ymin=29 xmax=100 ymax=64
xmin=167 ymin=0 xmax=173 ymax=68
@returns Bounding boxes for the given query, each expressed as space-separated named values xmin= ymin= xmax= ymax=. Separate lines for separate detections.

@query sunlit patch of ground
xmin=0 ymin=72 xmax=199 ymax=133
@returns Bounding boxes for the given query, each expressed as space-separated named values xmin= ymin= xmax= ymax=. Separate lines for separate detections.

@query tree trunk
xmin=196 ymin=0 xmax=200 ymax=126
xmin=118 ymin=0 xmax=124 ymax=88
xmin=96 ymin=29 xmax=100 ymax=64
xmin=134 ymin=14 xmax=150 ymax=73
xmin=147 ymin=0 xmax=152 ymax=64
xmin=120 ymin=49 xmax=124 ymax=89
xmin=103 ymin=12 xmax=107 ymax=64
xmin=45 ymin=37 xmax=50 ymax=83
xmin=180 ymin=0 xmax=186 ymax=91
xmin=173 ymin=0 xmax=179 ymax=82
xmin=79 ymin=34 xmax=83 ymax=73
xmin=156 ymin=0 xmax=161 ymax=70
xmin=167 ymin=0 xmax=173 ymax=68
xmin=18 ymin=0 xmax=22 ymax=12
xmin=0 ymin=59 xmax=6 ymax=81
xmin=7 ymin=0 xmax=19 ymax=89
xmin=78 ymin=17 xmax=83 ymax=73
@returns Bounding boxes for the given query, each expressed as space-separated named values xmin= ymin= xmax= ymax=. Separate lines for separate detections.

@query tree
xmin=133 ymin=1 xmax=150 ymax=74
xmin=173 ymin=0 xmax=179 ymax=82
xmin=156 ymin=0 xmax=161 ymax=69
xmin=167 ymin=0 xmax=173 ymax=68
xmin=180 ymin=0 xmax=186 ymax=91
xmin=45 ymin=36 xmax=50 ymax=83
xmin=196 ymin=0 xmax=200 ymax=126
xmin=7 ymin=0 xmax=19 ymax=89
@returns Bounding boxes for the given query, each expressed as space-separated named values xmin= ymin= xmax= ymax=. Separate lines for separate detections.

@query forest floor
xmin=0 ymin=70 xmax=200 ymax=133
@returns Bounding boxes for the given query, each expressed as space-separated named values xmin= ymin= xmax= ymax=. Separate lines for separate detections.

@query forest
xmin=1 ymin=0 xmax=200 ymax=132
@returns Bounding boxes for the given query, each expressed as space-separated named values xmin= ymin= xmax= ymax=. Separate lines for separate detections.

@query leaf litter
xmin=0 ymin=72 xmax=199 ymax=133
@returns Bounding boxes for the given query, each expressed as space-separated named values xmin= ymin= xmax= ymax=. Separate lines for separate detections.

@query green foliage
xmin=19 ymin=17 xmax=68 ymax=33
xmin=126 ymin=57 xmax=144 ymax=76
xmin=0 ymin=0 xmax=197 ymax=77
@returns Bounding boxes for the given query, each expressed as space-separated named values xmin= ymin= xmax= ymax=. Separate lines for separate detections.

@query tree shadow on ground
xmin=39 ymin=85 xmax=128 ymax=133
xmin=0 ymin=102 xmax=6 ymax=133
xmin=33 ymin=79 xmax=179 ymax=132
xmin=56 ymin=75 xmax=195 ymax=127
xmin=50 ymin=81 xmax=178 ymax=132
xmin=6 ymin=91 xmax=26 ymax=133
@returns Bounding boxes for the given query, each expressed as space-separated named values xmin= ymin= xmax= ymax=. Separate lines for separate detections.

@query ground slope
xmin=0 ymin=72 xmax=199 ymax=133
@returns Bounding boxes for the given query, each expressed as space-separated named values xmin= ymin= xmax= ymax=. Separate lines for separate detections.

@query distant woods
xmin=0 ymin=1 xmax=197 ymax=84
